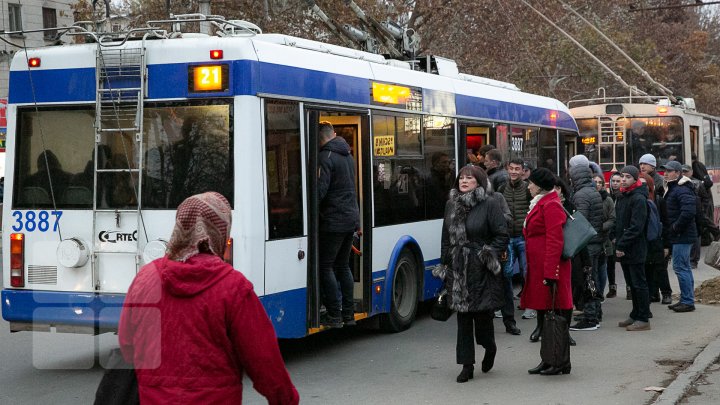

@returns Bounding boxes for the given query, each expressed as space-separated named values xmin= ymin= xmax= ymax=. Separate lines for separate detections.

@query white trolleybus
xmin=569 ymin=96 xmax=720 ymax=220
xmin=2 ymin=17 xmax=578 ymax=338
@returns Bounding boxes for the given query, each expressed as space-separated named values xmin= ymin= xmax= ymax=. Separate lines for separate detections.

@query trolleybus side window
xmin=373 ymin=113 xmax=424 ymax=226
xmin=538 ymin=128 xmax=560 ymax=174
xmin=704 ymin=119 xmax=720 ymax=169
xmin=264 ymin=100 xmax=303 ymax=239
xmin=509 ymin=126 xmax=539 ymax=167
xmin=626 ymin=117 xmax=684 ymax=165
xmin=423 ymin=116 xmax=455 ymax=219
xmin=141 ymin=102 xmax=233 ymax=209
xmin=13 ymin=109 xmax=95 ymax=209
xmin=373 ymin=114 xmax=455 ymax=225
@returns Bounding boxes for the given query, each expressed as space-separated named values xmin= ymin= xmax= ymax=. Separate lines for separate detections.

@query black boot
xmin=481 ymin=342 xmax=496 ymax=373
xmin=456 ymin=365 xmax=474 ymax=383
xmin=540 ymin=363 xmax=571 ymax=375
xmin=528 ymin=361 xmax=549 ymax=374
xmin=530 ymin=312 xmax=543 ymax=342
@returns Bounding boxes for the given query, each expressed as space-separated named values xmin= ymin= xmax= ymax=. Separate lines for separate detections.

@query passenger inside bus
xmin=22 ymin=150 xmax=71 ymax=206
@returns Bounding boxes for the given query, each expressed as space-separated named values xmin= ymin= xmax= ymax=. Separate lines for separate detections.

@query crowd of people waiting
xmin=435 ymin=146 xmax=719 ymax=383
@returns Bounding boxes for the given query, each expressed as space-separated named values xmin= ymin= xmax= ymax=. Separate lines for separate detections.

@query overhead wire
xmin=494 ymin=0 xmax=549 ymax=88
xmin=517 ymin=0 xmax=649 ymax=100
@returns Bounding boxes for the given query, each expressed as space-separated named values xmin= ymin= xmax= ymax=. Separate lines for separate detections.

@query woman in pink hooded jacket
xmin=119 ymin=192 xmax=299 ymax=404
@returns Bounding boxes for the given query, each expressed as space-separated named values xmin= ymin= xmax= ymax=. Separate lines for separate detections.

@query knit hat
xmin=569 ymin=154 xmax=589 ymax=168
xmin=528 ymin=168 xmax=556 ymax=191
xmin=619 ymin=165 xmax=639 ymax=180
xmin=639 ymin=154 xmax=657 ymax=167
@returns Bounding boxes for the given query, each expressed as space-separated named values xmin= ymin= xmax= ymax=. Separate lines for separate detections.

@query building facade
xmin=0 ymin=1 xmax=76 ymax=98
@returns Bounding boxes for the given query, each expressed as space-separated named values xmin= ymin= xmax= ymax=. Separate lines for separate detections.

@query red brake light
xmin=10 ymin=233 xmax=25 ymax=287
xmin=223 ymin=238 xmax=233 ymax=265
xmin=210 ymin=50 xmax=223 ymax=60
xmin=28 ymin=58 xmax=41 ymax=68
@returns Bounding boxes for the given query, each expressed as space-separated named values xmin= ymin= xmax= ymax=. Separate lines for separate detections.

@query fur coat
xmin=435 ymin=186 xmax=509 ymax=312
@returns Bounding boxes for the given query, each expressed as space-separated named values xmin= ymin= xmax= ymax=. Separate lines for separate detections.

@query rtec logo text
xmin=98 ymin=230 xmax=138 ymax=243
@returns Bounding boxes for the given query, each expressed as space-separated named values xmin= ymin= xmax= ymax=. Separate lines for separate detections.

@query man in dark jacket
xmin=639 ymin=153 xmax=665 ymax=198
xmin=662 ymin=161 xmax=698 ymax=313
xmin=497 ymin=158 xmax=531 ymax=335
xmin=318 ymin=122 xmax=360 ymax=328
xmin=567 ymin=154 xmax=604 ymax=331
xmin=484 ymin=149 xmax=509 ymax=191
xmin=615 ymin=166 xmax=651 ymax=331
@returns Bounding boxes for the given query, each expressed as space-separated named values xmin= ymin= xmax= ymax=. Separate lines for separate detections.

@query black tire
xmin=380 ymin=250 xmax=419 ymax=332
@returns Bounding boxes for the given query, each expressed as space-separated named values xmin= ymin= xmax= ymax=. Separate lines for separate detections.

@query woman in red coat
xmin=119 ymin=192 xmax=299 ymax=404
xmin=520 ymin=168 xmax=573 ymax=376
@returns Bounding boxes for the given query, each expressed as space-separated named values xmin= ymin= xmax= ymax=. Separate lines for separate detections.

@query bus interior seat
xmin=62 ymin=186 xmax=93 ymax=206
xmin=21 ymin=187 xmax=52 ymax=205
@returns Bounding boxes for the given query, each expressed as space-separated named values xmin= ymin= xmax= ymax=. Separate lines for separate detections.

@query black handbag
xmin=540 ymin=285 xmax=570 ymax=368
xmin=560 ymin=205 xmax=597 ymax=259
xmin=94 ymin=348 xmax=140 ymax=405
xmin=430 ymin=291 xmax=453 ymax=321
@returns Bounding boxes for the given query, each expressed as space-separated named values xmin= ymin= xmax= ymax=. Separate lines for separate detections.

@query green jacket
xmin=498 ymin=179 xmax=531 ymax=237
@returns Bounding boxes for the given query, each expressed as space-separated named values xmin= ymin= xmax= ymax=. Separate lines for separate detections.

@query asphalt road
xmin=1 ymin=255 xmax=720 ymax=404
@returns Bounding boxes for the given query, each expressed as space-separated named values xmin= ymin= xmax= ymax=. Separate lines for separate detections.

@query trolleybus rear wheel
xmin=380 ymin=250 xmax=419 ymax=332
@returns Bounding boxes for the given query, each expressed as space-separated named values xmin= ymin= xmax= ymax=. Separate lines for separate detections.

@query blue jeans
xmin=319 ymin=231 xmax=355 ymax=319
xmin=504 ymin=236 xmax=527 ymax=278
xmin=671 ymin=243 xmax=695 ymax=305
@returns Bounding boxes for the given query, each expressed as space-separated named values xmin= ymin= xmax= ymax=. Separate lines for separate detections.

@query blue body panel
xmin=1 ymin=289 xmax=124 ymax=329
xmin=259 ymin=288 xmax=307 ymax=339
xmin=1 ymin=287 xmax=309 ymax=338
xmin=9 ymin=60 xmax=577 ymax=131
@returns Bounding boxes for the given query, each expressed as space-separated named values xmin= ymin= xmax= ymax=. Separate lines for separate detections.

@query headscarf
xmin=167 ymin=192 xmax=232 ymax=262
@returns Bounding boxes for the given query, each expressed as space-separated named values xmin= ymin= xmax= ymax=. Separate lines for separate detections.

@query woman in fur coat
xmin=435 ymin=165 xmax=509 ymax=383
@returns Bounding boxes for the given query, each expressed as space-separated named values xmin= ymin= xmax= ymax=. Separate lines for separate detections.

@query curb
xmin=653 ymin=333 xmax=720 ymax=404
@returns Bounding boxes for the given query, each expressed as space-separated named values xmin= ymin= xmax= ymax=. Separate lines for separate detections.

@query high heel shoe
xmin=539 ymin=363 xmax=571 ymax=375
xmin=481 ymin=344 xmax=496 ymax=373
xmin=457 ymin=365 xmax=474 ymax=383
xmin=528 ymin=361 xmax=550 ymax=374
xmin=530 ymin=327 xmax=541 ymax=342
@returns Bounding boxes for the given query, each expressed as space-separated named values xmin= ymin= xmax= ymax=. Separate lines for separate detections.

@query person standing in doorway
xmin=318 ymin=122 xmax=360 ymax=328
xmin=662 ymin=161 xmax=698 ymax=313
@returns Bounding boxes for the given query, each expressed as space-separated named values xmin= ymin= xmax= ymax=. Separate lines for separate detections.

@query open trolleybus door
xmin=306 ymin=108 xmax=371 ymax=332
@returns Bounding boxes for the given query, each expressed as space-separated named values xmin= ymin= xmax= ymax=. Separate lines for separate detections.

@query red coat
xmin=520 ymin=192 xmax=573 ymax=310
xmin=119 ymin=254 xmax=299 ymax=405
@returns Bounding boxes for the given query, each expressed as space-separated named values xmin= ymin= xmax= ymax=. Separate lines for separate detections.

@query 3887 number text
xmin=11 ymin=211 xmax=63 ymax=232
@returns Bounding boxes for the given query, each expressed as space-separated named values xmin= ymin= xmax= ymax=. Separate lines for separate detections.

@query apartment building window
xmin=8 ymin=3 xmax=22 ymax=33
xmin=43 ymin=8 xmax=58 ymax=39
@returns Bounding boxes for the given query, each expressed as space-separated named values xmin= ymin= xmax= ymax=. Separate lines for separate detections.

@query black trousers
xmin=647 ymin=257 xmax=672 ymax=298
xmin=456 ymin=311 xmax=495 ymax=365
xmin=622 ymin=262 xmax=651 ymax=322
xmin=607 ymin=254 xmax=616 ymax=286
